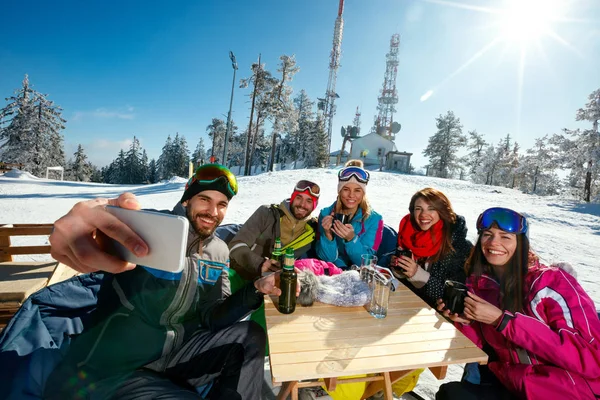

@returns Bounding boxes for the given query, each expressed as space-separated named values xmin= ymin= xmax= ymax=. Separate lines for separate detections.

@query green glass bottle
xmin=278 ymin=248 xmax=297 ymax=314
xmin=271 ymin=237 xmax=283 ymax=264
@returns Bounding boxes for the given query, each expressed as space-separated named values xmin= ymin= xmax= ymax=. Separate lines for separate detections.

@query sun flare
xmin=498 ymin=0 xmax=566 ymax=44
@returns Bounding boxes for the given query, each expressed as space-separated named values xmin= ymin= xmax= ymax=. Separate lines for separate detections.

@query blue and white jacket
xmin=316 ymin=202 xmax=384 ymax=268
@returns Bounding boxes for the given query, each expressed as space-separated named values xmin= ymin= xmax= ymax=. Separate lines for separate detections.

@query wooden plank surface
xmin=0 ymin=261 xmax=58 ymax=302
xmin=0 ymin=226 xmax=53 ymax=236
xmin=0 ymin=245 xmax=52 ymax=256
xmin=264 ymin=284 xmax=488 ymax=384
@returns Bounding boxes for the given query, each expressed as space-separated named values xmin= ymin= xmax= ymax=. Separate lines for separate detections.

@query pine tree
xmin=0 ymin=75 xmax=66 ymax=176
xmin=240 ymin=56 xmax=279 ymax=175
xmin=518 ymin=136 xmax=556 ymax=193
xmin=206 ymin=119 xmax=226 ymax=162
xmin=465 ymin=130 xmax=487 ymax=180
xmin=158 ymin=135 xmax=174 ymax=180
xmin=90 ymin=165 xmax=103 ymax=183
xmin=304 ymin=115 xmax=328 ymax=167
xmin=147 ymin=159 xmax=159 ymax=183
xmin=423 ymin=111 xmax=467 ymax=178
xmin=285 ymin=89 xmax=314 ymax=168
xmin=191 ymin=137 xmax=207 ymax=166
xmin=268 ymin=54 xmax=300 ymax=171
xmin=575 ymin=89 xmax=600 ymax=202
xmin=172 ymin=133 xmax=190 ymax=177
xmin=69 ymin=144 xmax=93 ymax=182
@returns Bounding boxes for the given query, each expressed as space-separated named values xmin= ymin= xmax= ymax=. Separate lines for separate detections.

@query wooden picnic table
xmin=264 ymin=282 xmax=488 ymax=400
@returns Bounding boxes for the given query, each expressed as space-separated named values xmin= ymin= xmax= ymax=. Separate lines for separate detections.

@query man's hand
xmin=254 ymin=269 xmax=302 ymax=297
xmin=260 ymin=259 xmax=281 ymax=274
xmin=332 ymin=220 xmax=355 ymax=241
xmin=463 ymin=292 xmax=503 ymax=325
xmin=49 ymin=192 xmax=149 ymax=274
xmin=321 ymin=214 xmax=334 ymax=241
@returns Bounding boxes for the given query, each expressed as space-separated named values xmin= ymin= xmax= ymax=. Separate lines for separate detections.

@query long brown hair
xmin=465 ymin=226 xmax=531 ymax=312
xmin=335 ymin=159 xmax=372 ymax=220
xmin=408 ymin=188 xmax=456 ymax=263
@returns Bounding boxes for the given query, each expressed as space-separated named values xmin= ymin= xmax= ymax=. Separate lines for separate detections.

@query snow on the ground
xmin=1 ymin=168 xmax=599 ymax=399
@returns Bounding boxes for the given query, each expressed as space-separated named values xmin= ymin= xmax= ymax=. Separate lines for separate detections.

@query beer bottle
xmin=271 ymin=238 xmax=283 ymax=264
xmin=278 ymin=248 xmax=297 ymax=314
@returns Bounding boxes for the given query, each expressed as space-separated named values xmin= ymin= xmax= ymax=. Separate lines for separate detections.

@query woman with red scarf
xmin=391 ymin=188 xmax=473 ymax=307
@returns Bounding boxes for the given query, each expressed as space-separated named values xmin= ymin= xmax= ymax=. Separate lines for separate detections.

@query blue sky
xmin=1 ymin=0 xmax=599 ymax=170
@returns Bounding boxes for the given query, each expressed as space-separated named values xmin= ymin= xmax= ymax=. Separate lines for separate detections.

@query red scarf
xmin=397 ymin=214 xmax=444 ymax=259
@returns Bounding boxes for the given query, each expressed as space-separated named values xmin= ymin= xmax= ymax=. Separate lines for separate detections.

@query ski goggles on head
xmin=338 ymin=166 xmax=370 ymax=184
xmin=188 ymin=164 xmax=238 ymax=197
xmin=476 ymin=207 xmax=528 ymax=236
xmin=294 ymin=180 xmax=320 ymax=198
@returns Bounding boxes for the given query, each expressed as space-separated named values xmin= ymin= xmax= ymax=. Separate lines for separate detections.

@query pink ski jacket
xmin=457 ymin=261 xmax=600 ymax=400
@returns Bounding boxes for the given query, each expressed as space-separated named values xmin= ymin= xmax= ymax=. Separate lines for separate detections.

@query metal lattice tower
xmin=375 ymin=34 xmax=400 ymax=140
xmin=322 ymin=0 xmax=345 ymax=156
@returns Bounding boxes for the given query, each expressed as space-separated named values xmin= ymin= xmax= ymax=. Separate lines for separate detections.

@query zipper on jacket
xmin=162 ymin=237 xmax=202 ymax=356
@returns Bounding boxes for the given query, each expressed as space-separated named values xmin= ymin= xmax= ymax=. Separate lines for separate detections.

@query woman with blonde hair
xmin=391 ymin=187 xmax=472 ymax=306
xmin=316 ymin=160 xmax=383 ymax=268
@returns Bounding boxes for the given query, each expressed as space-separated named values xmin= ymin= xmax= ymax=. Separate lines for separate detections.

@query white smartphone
xmin=106 ymin=206 xmax=190 ymax=273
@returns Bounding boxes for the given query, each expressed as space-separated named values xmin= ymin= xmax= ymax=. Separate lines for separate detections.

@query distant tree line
xmin=422 ymin=88 xmax=600 ymax=202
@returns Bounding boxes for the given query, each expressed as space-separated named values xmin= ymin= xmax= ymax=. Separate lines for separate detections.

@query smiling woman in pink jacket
xmin=436 ymin=207 xmax=600 ymax=400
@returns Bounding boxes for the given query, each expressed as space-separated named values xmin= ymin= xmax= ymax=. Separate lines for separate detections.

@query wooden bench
xmin=0 ymin=224 xmax=78 ymax=330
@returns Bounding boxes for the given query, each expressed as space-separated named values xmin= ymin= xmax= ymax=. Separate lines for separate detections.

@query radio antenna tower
xmin=321 ymin=0 xmax=345 ymax=156
xmin=374 ymin=34 xmax=400 ymax=140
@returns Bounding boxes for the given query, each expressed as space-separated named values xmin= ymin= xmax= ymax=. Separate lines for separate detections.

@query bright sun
xmin=498 ymin=0 xmax=566 ymax=44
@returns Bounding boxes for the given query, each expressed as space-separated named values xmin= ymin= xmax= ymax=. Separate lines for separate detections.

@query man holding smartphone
xmin=228 ymin=179 xmax=321 ymax=279
xmin=43 ymin=164 xmax=294 ymax=400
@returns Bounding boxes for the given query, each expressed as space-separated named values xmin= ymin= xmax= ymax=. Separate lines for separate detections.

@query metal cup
xmin=443 ymin=280 xmax=468 ymax=314
xmin=335 ymin=213 xmax=349 ymax=224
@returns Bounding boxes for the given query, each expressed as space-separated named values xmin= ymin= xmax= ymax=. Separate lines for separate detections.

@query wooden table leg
xmin=324 ymin=377 xmax=338 ymax=391
xmin=430 ymin=365 xmax=448 ymax=380
xmin=277 ymin=381 xmax=298 ymax=400
xmin=382 ymin=372 xmax=394 ymax=400
xmin=290 ymin=381 xmax=299 ymax=400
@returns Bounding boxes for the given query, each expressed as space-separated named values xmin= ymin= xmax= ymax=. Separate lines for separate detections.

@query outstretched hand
xmin=50 ymin=192 xmax=149 ymax=274
xmin=254 ymin=268 xmax=302 ymax=297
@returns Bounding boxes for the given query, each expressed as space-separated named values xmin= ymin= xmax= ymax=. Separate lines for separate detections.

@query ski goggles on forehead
xmin=476 ymin=207 xmax=528 ymax=236
xmin=188 ymin=164 xmax=238 ymax=196
xmin=338 ymin=166 xmax=370 ymax=184
xmin=295 ymin=180 xmax=320 ymax=198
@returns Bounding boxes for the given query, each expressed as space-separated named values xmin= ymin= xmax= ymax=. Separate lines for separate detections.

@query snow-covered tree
xmin=465 ymin=130 xmax=487 ymax=179
xmin=147 ymin=158 xmax=159 ymax=183
xmin=268 ymin=54 xmax=300 ymax=171
xmin=158 ymin=135 xmax=175 ymax=180
xmin=304 ymin=115 xmax=328 ymax=168
xmin=206 ymin=119 xmax=226 ymax=161
xmin=281 ymin=89 xmax=314 ymax=168
xmin=68 ymin=144 xmax=93 ymax=182
xmin=0 ymin=75 xmax=66 ymax=176
xmin=172 ymin=133 xmax=190 ymax=178
xmin=240 ymin=58 xmax=279 ymax=175
xmin=191 ymin=137 xmax=207 ymax=165
xmin=516 ymin=136 xmax=557 ymax=194
xmin=423 ymin=111 xmax=467 ymax=178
